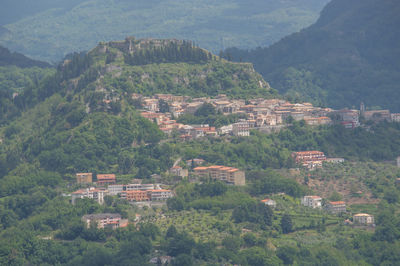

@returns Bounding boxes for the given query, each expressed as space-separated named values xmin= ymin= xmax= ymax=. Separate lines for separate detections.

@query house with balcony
xmin=301 ymin=196 xmax=322 ymax=208
xmin=292 ymin=151 xmax=326 ymax=169
xmin=97 ymin=174 xmax=116 ymax=186
xmin=326 ymin=201 xmax=346 ymax=214
xmin=71 ymin=187 xmax=108 ymax=205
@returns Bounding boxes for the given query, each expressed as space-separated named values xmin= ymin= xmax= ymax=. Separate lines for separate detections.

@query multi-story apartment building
xmin=107 ymin=184 xmax=124 ymax=196
xmin=301 ymin=196 xmax=323 ymax=208
xmin=97 ymin=174 xmax=116 ymax=186
xmin=193 ymin=165 xmax=245 ymax=185
xmin=123 ymin=189 xmax=173 ymax=202
xmin=82 ymin=213 xmax=127 ymax=229
xmin=125 ymin=190 xmax=150 ymax=202
xmin=71 ymin=187 xmax=107 ymax=205
xmin=292 ymin=151 xmax=327 ymax=168
xmin=326 ymin=201 xmax=346 ymax=214
xmin=232 ymin=120 xmax=250 ymax=137
xmin=149 ymin=189 xmax=174 ymax=201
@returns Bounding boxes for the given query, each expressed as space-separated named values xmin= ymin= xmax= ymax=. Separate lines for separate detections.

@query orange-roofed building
xmin=125 ymin=190 xmax=150 ymax=202
xmin=97 ymin=174 xmax=116 ymax=186
xmin=193 ymin=165 xmax=245 ymax=185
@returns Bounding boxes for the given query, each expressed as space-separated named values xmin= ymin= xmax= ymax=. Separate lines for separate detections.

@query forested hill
xmin=0 ymin=46 xmax=51 ymax=68
xmin=226 ymin=0 xmax=400 ymax=112
xmin=0 ymin=38 xmax=275 ymax=176
xmin=0 ymin=0 xmax=329 ymax=62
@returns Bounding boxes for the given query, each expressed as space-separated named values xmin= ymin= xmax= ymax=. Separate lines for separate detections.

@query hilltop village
xmin=133 ymin=93 xmax=400 ymax=139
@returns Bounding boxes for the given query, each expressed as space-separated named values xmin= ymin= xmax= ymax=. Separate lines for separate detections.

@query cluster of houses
xmin=136 ymin=94 xmax=336 ymax=140
xmin=136 ymin=94 xmax=400 ymax=138
xmin=291 ymin=150 xmax=344 ymax=169
xmin=302 ymin=195 xmax=347 ymax=214
xmin=71 ymin=173 xmax=174 ymax=205
xmin=301 ymin=195 xmax=374 ymax=226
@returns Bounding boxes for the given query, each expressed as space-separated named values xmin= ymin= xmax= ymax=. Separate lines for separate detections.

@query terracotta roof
xmin=354 ymin=213 xmax=372 ymax=217
xmin=149 ymin=189 xmax=172 ymax=192
xmin=329 ymin=201 xmax=345 ymax=205
xmin=208 ymin=165 xmax=224 ymax=169
xmin=97 ymin=174 xmax=116 ymax=180
xmin=193 ymin=167 xmax=208 ymax=171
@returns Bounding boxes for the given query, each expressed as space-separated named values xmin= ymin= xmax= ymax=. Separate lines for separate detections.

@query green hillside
xmin=0 ymin=38 xmax=276 ymax=175
xmin=0 ymin=0 xmax=329 ymax=62
xmin=227 ymin=0 xmax=400 ymax=111
xmin=0 ymin=38 xmax=400 ymax=265
xmin=0 ymin=45 xmax=51 ymax=68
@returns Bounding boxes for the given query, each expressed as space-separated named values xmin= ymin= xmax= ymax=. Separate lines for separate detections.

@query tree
xmin=194 ymin=103 xmax=216 ymax=117
xmin=277 ymin=246 xmax=298 ymax=265
xmin=167 ymin=232 xmax=195 ymax=256
xmin=167 ymin=197 xmax=185 ymax=211
xmin=383 ymin=188 xmax=399 ymax=204
xmin=222 ymin=236 xmax=242 ymax=252
xmin=280 ymin=214 xmax=293 ymax=234
xmin=159 ymin=99 xmax=169 ymax=113
xmin=172 ymin=254 xmax=193 ymax=266
xmin=166 ymin=225 xmax=178 ymax=238
xmin=328 ymin=191 xmax=343 ymax=202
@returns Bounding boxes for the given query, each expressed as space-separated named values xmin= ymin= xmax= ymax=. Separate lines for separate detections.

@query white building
xmin=391 ymin=113 xmax=400 ymax=122
xmin=232 ymin=120 xmax=250 ymax=137
xmin=353 ymin=213 xmax=374 ymax=225
xmin=126 ymin=184 xmax=155 ymax=191
xmin=301 ymin=196 xmax=322 ymax=208
xmin=219 ymin=124 xmax=233 ymax=135
xmin=149 ymin=189 xmax=173 ymax=201
xmin=82 ymin=213 xmax=125 ymax=229
xmin=261 ymin=198 xmax=276 ymax=208
xmin=107 ymin=184 xmax=124 ymax=196
xmin=71 ymin=187 xmax=108 ymax=205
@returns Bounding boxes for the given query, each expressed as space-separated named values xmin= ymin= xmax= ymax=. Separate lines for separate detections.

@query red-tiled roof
xmin=97 ymin=174 xmax=116 ymax=180
xmin=329 ymin=201 xmax=345 ymax=205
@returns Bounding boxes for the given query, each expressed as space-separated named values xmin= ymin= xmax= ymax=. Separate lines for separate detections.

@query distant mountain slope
xmin=0 ymin=46 xmax=51 ymax=68
xmin=0 ymin=0 xmax=329 ymax=62
xmin=227 ymin=0 xmax=400 ymax=111
xmin=0 ymin=0 xmax=86 ymax=25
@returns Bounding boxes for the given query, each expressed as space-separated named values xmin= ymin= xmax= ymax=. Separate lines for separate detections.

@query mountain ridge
xmin=0 ymin=0 xmax=329 ymax=62
xmin=226 ymin=0 xmax=400 ymax=111
xmin=0 ymin=45 xmax=51 ymax=68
